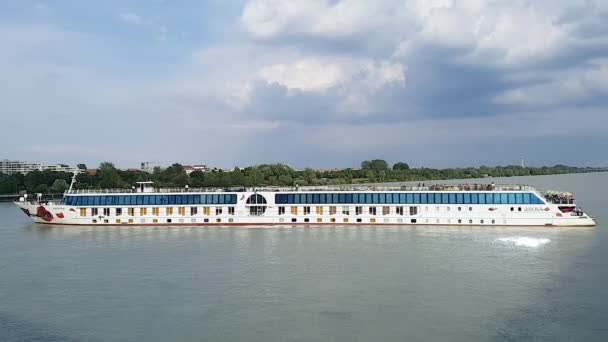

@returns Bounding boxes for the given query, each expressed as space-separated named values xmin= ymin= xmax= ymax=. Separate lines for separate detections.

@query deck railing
xmin=66 ymin=184 xmax=537 ymax=194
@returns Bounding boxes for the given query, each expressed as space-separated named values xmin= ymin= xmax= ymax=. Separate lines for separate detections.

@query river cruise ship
xmin=15 ymin=181 xmax=595 ymax=227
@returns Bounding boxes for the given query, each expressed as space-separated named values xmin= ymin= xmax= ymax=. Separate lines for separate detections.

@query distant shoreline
xmin=1 ymin=170 xmax=606 ymax=202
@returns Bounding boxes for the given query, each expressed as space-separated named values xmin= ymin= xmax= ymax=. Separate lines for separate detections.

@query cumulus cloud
xmin=1 ymin=1 xmax=607 ymax=167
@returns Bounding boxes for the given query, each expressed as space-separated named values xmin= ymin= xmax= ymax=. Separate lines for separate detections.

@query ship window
xmin=515 ymin=193 xmax=523 ymax=204
xmin=153 ymin=208 xmax=159 ymax=216
xmin=508 ymin=193 xmax=516 ymax=204
xmin=304 ymin=218 xmax=310 ymax=223
xmin=382 ymin=206 xmax=390 ymax=215
xmin=316 ymin=207 xmax=323 ymax=215
xmin=464 ymin=193 xmax=471 ymax=204
xmin=493 ymin=193 xmax=501 ymax=204
xmin=91 ymin=208 xmax=98 ymax=216
xmin=190 ymin=207 xmax=197 ymax=216
xmin=291 ymin=207 xmax=298 ymax=215
xmin=342 ymin=206 xmax=350 ymax=215
xmin=369 ymin=207 xmax=377 ymax=215
xmin=228 ymin=207 xmax=235 ymax=215
xmin=396 ymin=207 xmax=404 ymax=216
xmin=478 ymin=194 xmax=486 ymax=204
xmin=278 ymin=207 xmax=285 ymax=215
xmin=247 ymin=194 xmax=267 ymax=216
xmin=216 ymin=207 xmax=222 ymax=215
xmin=291 ymin=218 xmax=297 ymax=223
xmin=501 ymin=194 xmax=509 ymax=204
xmin=167 ymin=207 xmax=174 ymax=215
xmin=355 ymin=206 xmax=363 ymax=215
xmin=523 ymin=193 xmax=531 ymax=204
xmin=79 ymin=208 xmax=86 ymax=216
xmin=116 ymin=208 xmax=122 ymax=216
xmin=329 ymin=206 xmax=337 ymax=215
xmin=303 ymin=206 xmax=311 ymax=215
xmin=411 ymin=219 xmax=417 ymax=223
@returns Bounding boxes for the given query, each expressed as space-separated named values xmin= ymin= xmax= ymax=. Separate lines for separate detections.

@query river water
xmin=1 ymin=173 xmax=607 ymax=341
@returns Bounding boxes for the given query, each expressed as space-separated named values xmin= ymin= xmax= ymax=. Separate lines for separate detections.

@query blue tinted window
xmin=471 ymin=194 xmax=478 ymax=204
xmin=493 ymin=193 xmax=501 ymax=204
xmin=456 ymin=193 xmax=463 ymax=204
xmin=523 ymin=193 xmax=531 ymax=204
xmin=427 ymin=194 xmax=434 ymax=204
xmin=312 ymin=194 xmax=319 ymax=204
xmin=413 ymin=193 xmax=420 ymax=204
xmin=515 ymin=193 xmax=523 ymax=204
xmin=478 ymin=193 xmax=486 ymax=204
xmin=405 ymin=193 xmax=413 ymax=204
xmin=500 ymin=194 xmax=508 ymax=204
xmin=485 ymin=193 xmax=493 ymax=204
xmin=463 ymin=193 xmax=470 ymax=204
xmin=448 ymin=193 xmax=456 ymax=204
xmin=378 ymin=193 xmax=384 ymax=204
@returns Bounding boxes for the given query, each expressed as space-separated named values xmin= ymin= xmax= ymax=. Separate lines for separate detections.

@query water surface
xmin=1 ymin=173 xmax=607 ymax=341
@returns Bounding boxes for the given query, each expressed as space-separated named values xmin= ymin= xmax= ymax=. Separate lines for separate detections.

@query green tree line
xmin=0 ymin=160 xmax=600 ymax=194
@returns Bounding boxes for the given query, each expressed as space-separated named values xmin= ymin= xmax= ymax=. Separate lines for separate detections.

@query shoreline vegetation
xmin=0 ymin=160 xmax=604 ymax=196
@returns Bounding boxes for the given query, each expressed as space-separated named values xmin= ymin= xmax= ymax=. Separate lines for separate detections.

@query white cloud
xmin=257 ymin=57 xmax=404 ymax=93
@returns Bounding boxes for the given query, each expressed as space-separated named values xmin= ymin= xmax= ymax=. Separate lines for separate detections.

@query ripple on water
xmin=495 ymin=237 xmax=551 ymax=248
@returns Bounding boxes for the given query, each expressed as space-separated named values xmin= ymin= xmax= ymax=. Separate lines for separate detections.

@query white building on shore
xmin=0 ymin=160 xmax=81 ymax=175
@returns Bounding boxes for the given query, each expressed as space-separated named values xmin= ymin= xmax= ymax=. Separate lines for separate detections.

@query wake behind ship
xmin=15 ymin=181 xmax=595 ymax=227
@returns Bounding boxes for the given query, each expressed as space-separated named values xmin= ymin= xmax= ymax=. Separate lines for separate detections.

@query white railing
xmin=65 ymin=183 xmax=537 ymax=194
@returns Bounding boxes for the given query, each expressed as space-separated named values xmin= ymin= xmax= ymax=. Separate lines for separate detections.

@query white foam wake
xmin=496 ymin=236 xmax=551 ymax=248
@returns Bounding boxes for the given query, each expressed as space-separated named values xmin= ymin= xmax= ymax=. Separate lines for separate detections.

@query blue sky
xmin=1 ymin=0 xmax=607 ymax=169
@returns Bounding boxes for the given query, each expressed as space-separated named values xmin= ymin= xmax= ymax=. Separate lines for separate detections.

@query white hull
xmin=15 ymin=189 xmax=596 ymax=227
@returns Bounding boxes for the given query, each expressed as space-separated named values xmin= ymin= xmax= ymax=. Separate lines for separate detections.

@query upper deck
xmin=66 ymin=183 xmax=536 ymax=194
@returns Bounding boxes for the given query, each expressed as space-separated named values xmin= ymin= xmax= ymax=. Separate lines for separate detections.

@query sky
xmin=1 ymin=0 xmax=607 ymax=169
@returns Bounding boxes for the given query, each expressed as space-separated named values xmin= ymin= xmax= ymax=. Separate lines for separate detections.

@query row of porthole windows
xmin=277 ymin=218 xmax=502 ymax=224
xmin=91 ymin=218 xmax=236 ymax=224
